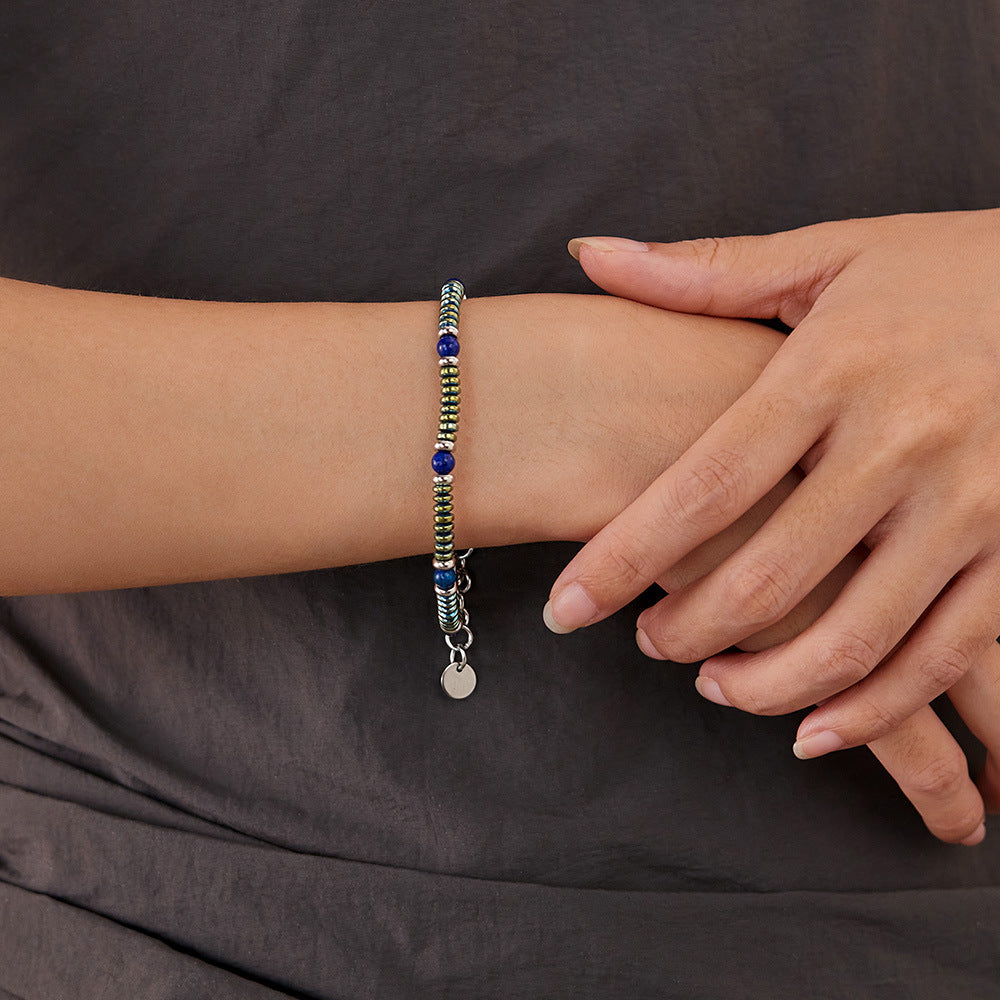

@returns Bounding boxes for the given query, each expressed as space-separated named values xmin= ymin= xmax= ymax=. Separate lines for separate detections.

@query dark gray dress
xmin=1 ymin=3 xmax=999 ymax=997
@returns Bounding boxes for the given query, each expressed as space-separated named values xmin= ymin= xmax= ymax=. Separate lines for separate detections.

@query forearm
xmin=0 ymin=279 xmax=535 ymax=592
xmin=0 ymin=277 xmax=784 ymax=594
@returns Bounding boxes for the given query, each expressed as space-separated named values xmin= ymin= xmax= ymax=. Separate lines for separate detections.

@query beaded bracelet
xmin=432 ymin=280 xmax=476 ymax=700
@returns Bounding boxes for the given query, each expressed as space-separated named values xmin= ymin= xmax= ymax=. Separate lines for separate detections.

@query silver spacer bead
xmin=435 ymin=439 xmax=455 ymax=451
xmin=434 ymin=584 xmax=459 ymax=596
xmin=433 ymin=558 xmax=456 ymax=569
xmin=439 ymin=324 xmax=459 ymax=336
xmin=438 ymin=356 xmax=459 ymax=367
xmin=433 ymin=474 xmax=454 ymax=484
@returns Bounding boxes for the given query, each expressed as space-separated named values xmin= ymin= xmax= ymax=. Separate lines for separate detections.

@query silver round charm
xmin=440 ymin=661 xmax=476 ymax=700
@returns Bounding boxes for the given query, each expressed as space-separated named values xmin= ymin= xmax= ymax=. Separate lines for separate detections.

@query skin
xmin=0 ymin=279 xmax=777 ymax=588
xmin=1 ymin=272 xmax=993 ymax=842
xmin=544 ymin=209 xmax=1000 ymax=843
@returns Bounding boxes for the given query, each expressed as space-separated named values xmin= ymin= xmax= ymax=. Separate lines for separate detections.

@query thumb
xmin=568 ymin=221 xmax=864 ymax=325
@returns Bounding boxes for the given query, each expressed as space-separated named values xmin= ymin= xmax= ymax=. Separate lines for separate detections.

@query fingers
xmin=544 ymin=357 xmax=823 ymax=633
xmin=866 ymin=705 xmax=986 ymax=846
xmin=567 ymin=219 xmax=864 ymax=325
xmin=941 ymin=642 xmax=1000 ymax=814
xmin=633 ymin=445 xmax=898 ymax=662
xmin=676 ymin=518 xmax=968 ymax=716
xmin=792 ymin=557 xmax=1000 ymax=752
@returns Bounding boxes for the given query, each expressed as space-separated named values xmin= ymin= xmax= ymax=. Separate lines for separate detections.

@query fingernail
xmin=543 ymin=583 xmax=598 ymax=633
xmin=792 ymin=731 xmax=845 ymax=760
xmin=543 ymin=601 xmax=573 ymax=634
xmin=694 ymin=675 xmax=732 ymax=707
xmin=567 ymin=236 xmax=650 ymax=260
xmin=960 ymin=822 xmax=986 ymax=847
xmin=636 ymin=627 xmax=666 ymax=660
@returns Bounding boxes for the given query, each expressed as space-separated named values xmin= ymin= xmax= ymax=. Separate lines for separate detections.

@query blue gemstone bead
xmin=432 ymin=450 xmax=455 ymax=474
xmin=437 ymin=335 xmax=460 ymax=357
xmin=434 ymin=568 xmax=457 ymax=588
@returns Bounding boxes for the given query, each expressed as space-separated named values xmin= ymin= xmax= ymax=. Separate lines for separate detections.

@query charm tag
xmin=441 ymin=661 xmax=476 ymax=700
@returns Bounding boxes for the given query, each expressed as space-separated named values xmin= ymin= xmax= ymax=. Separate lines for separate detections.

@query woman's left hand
xmin=544 ymin=209 xmax=1000 ymax=759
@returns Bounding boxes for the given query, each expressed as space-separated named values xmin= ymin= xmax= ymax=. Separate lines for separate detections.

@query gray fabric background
xmin=1 ymin=2 xmax=999 ymax=997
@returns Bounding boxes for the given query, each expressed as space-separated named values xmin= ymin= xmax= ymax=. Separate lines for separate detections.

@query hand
xmin=544 ymin=211 xmax=1000 ymax=755
xmin=657 ymin=474 xmax=999 ymax=845
xmin=524 ymin=285 xmax=999 ymax=846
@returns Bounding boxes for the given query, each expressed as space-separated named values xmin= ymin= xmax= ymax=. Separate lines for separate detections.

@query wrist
xmin=453 ymin=293 xmax=580 ymax=548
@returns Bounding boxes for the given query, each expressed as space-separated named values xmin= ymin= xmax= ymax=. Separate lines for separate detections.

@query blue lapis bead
xmin=437 ymin=335 xmax=460 ymax=357
xmin=434 ymin=568 xmax=457 ymax=588
xmin=432 ymin=450 xmax=455 ymax=474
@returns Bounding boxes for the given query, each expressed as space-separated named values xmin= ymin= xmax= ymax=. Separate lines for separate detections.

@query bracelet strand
xmin=432 ymin=280 xmax=476 ymax=699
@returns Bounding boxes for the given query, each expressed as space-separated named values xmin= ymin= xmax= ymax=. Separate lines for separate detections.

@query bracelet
xmin=431 ymin=280 xmax=476 ymax=700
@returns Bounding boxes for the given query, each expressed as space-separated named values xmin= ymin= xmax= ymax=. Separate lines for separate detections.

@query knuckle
xmin=931 ymin=804 xmax=986 ymax=845
xmin=738 ymin=690 xmax=783 ymax=716
xmin=724 ymin=677 xmax=789 ymax=716
xmin=919 ymin=641 xmax=976 ymax=693
xmin=594 ymin=525 xmax=660 ymax=592
xmin=686 ymin=236 xmax=728 ymax=271
xmin=851 ymin=694 xmax=905 ymax=742
xmin=815 ymin=632 xmax=882 ymax=689
xmin=810 ymin=344 xmax=878 ymax=400
xmin=726 ymin=555 xmax=799 ymax=629
xmin=906 ymin=749 xmax=969 ymax=801
xmin=671 ymin=237 xmax=736 ymax=313
xmin=670 ymin=450 xmax=750 ymax=527
xmin=903 ymin=386 xmax=975 ymax=453
xmin=647 ymin=627 xmax=704 ymax=664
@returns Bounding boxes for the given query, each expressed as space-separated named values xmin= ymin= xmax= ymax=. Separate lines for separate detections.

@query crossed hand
xmin=545 ymin=209 xmax=1000 ymax=846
